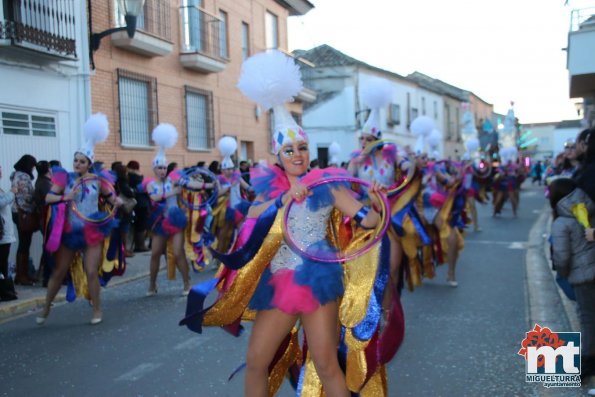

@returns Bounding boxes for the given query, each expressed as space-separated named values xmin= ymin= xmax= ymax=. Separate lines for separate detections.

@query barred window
xmin=1 ymin=111 xmax=56 ymax=137
xmin=185 ymin=87 xmax=214 ymax=150
xmin=117 ymin=69 xmax=158 ymax=147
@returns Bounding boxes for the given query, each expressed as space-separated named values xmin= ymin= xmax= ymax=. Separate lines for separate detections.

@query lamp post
xmin=90 ymin=0 xmax=146 ymax=52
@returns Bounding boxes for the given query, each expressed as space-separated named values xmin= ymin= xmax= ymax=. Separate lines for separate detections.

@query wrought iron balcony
xmin=111 ymin=0 xmax=173 ymax=57
xmin=0 ymin=0 xmax=76 ymax=59
xmin=179 ymin=4 xmax=227 ymax=73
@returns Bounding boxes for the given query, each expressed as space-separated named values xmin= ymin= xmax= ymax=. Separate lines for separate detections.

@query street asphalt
xmin=0 ymin=183 xmax=593 ymax=396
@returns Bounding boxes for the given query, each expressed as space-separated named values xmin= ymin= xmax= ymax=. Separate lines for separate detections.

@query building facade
xmin=0 ymin=0 xmax=91 ymax=191
xmin=90 ymin=0 xmax=313 ymax=173
xmin=295 ymin=45 xmax=447 ymax=166
xmin=567 ymin=6 xmax=595 ymax=127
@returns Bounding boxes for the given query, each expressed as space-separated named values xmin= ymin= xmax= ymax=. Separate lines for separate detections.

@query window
xmin=388 ymin=104 xmax=400 ymax=125
xmin=219 ymin=10 xmax=228 ymax=58
xmin=433 ymin=101 xmax=438 ymax=119
xmin=186 ymin=87 xmax=214 ymax=150
xmin=406 ymin=92 xmax=411 ymax=128
xmin=421 ymin=97 xmax=426 ymax=116
xmin=117 ymin=69 xmax=158 ymax=147
xmin=1 ymin=111 xmax=56 ymax=137
xmin=411 ymin=108 xmax=418 ymax=121
xmin=265 ymin=11 xmax=278 ymax=49
xmin=241 ymin=22 xmax=250 ymax=60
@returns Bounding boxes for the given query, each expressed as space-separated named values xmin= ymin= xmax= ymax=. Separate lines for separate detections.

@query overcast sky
xmin=288 ymin=0 xmax=587 ymax=123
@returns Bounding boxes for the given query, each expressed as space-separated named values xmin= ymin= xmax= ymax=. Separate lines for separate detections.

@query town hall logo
xmin=518 ymin=324 xmax=581 ymax=388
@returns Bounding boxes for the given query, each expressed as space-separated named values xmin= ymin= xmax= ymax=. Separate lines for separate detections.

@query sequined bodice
xmin=66 ymin=177 xmax=100 ymax=225
xmin=357 ymin=156 xmax=395 ymax=187
xmin=147 ymin=178 xmax=179 ymax=208
xmin=270 ymin=203 xmax=333 ymax=273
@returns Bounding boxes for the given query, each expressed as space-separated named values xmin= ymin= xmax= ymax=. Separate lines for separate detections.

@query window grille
xmin=1 ymin=111 xmax=56 ymax=137
xmin=185 ymin=87 xmax=214 ymax=150
xmin=117 ymin=69 xmax=158 ymax=146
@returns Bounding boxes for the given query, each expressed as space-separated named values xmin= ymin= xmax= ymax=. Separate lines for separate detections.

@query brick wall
xmin=91 ymin=0 xmax=298 ymax=175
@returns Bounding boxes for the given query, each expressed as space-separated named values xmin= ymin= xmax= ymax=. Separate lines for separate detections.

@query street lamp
xmin=574 ymin=101 xmax=584 ymax=117
xmin=90 ymin=0 xmax=146 ymax=52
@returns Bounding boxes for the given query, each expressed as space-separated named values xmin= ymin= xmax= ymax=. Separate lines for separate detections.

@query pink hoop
xmin=282 ymin=177 xmax=390 ymax=263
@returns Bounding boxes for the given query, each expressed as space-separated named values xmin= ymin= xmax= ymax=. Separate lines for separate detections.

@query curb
xmin=0 ymin=265 xmax=163 ymax=324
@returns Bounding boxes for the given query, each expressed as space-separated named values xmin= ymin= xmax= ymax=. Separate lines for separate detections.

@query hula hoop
xmin=178 ymin=167 xmax=219 ymax=210
xmin=69 ymin=175 xmax=117 ymax=226
xmin=282 ymin=176 xmax=390 ymax=263
xmin=359 ymin=139 xmax=415 ymax=196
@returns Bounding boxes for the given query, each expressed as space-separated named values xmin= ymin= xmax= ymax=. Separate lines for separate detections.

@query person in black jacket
xmin=34 ymin=161 xmax=53 ymax=286
xmin=127 ymin=161 xmax=149 ymax=252
xmin=574 ymin=128 xmax=595 ymax=202
xmin=112 ymin=162 xmax=136 ymax=257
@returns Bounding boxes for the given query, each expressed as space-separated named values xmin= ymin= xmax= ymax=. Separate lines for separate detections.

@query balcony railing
xmin=179 ymin=5 xmax=223 ymax=61
xmin=114 ymin=0 xmax=171 ymax=41
xmin=0 ymin=0 xmax=76 ymax=58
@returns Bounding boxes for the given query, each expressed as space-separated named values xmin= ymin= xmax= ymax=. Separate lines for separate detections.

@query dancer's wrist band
xmin=353 ymin=206 xmax=370 ymax=226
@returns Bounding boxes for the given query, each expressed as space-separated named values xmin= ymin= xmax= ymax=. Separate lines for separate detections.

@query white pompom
xmin=410 ymin=116 xmax=434 ymax=138
xmin=237 ymin=50 xmax=303 ymax=110
xmin=152 ymin=123 xmax=178 ymax=149
xmin=218 ymin=136 xmax=237 ymax=157
xmin=427 ymin=129 xmax=442 ymax=149
xmin=84 ymin=113 xmax=109 ymax=144
xmin=360 ymin=79 xmax=393 ymax=110
xmin=465 ymin=138 xmax=480 ymax=153
xmin=329 ymin=141 xmax=341 ymax=157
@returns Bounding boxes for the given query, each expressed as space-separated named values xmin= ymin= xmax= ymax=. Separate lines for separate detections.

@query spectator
xmin=531 ymin=160 xmax=543 ymax=185
xmin=113 ymin=163 xmax=136 ymax=257
xmin=10 ymin=154 xmax=37 ymax=285
xmin=309 ymin=159 xmax=319 ymax=170
xmin=574 ymin=128 xmax=595 ymax=202
xmin=167 ymin=162 xmax=178 ymax=176
xmin=208 ymin=160 xmax=220 ymax=175
xmin=127 ymin=161 xmax=149 ymax=252
xmin=239 ymin=160 xmax=250 ymax=184
xmin=49 ymin=160 xmax=61 ymax=168
xmin=34 ymin=161 xmax=53 ymax=286
xmin=549 ymin=177 xmax=595 ymax=379
xmin=0 ymin=165 xmax=18 ymax=301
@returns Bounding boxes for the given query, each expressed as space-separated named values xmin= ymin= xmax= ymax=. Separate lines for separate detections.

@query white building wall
xmin=0 ymin=0 xmax=91 ymax=266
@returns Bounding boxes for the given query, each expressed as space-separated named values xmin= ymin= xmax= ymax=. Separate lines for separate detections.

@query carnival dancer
xmin=145 ymin=124 xmax=212 ymax=297
xmin=492 ymin=148 xmax=520 ymax=217
xmin=211 ymin=136 xmax=252 ymax=254
xmin=181 ymin=50 xmax=402 ymax=397
xmin=347 ymin=81 xmax=430 ymax=294
xmin=37 ymin=113 xmax=122 ymax=325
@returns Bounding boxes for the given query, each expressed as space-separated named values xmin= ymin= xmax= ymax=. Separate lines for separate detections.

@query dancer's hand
xmin=286 ymin=183 xmax=310 ymax=204
xmin=368 ymin=181 xmax=385 ymax=210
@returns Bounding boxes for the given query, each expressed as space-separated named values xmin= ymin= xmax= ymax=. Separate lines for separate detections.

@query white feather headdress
xmin=152 ymin=123 xmax=178 ymax=167
xmin=237 ymin=50 xmax=307 ymax=155
xmin=360 ymin=79 xmax=393 ymax=139
xmin=218 ymin=136 xmax=237 ymax=169
xmin=78 ymin=113 xmax=109 ymax=162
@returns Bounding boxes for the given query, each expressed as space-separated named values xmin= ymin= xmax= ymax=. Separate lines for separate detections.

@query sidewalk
xmin=0 ymin=250 xmax=154 ymax=323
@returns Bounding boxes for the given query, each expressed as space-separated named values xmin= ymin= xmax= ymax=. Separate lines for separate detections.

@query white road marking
xmin=115 ymin=363 xmax=162 ymax=382
xmin=466 ymin=240 xmax=528 ymax=249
